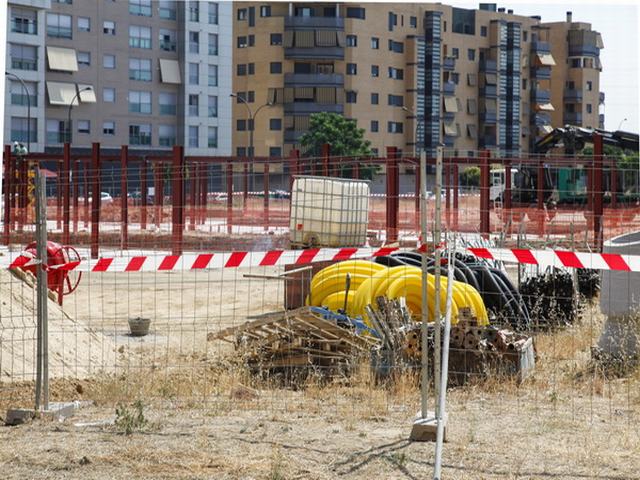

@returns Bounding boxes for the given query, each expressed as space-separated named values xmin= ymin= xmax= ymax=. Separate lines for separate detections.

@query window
xmin=46 ymin=119 xmax=64 ymax=144
xmin=468 ymin=49 xmax=475 ymax=61
xmin=10 ymin=44 xmax=37 ymax=71
xmin=586 ymin=81 xmax=593 ymax=91
xmin=452 ymin=7 xmax=475 ymax=35
xmin=452 ymin=48 xmax=459 ymax=59
xmin=78 ymin=17 xmax=90 ymax=32
xmin=347 ymin=63 xmax=357 ymax=75
xmin=189 ymin=63 xmax=199 ymax=85
xmin=11 ymin=7 xmax=38 ymax=35
xmin=388 ymin=40 xmax=404 ymax=53
xmin=346 ymin=91 xmax=357 ymax=103
xmin=247 ymin=91 xmax=255 ymax=103
xmin=388 ymin=67 xmax=404 ymax=80
xmin=237 ymin=64 xmax=246 ymax=76
xmin=129 ymin=25 xmax=151 ymax=49
xmin=371 ymin=93 xmax=379 ymax=105
xmin=371 ymin=37 xmax=379 ymax=49
xmin=249 ymin=35 xmax=255 ymax=47
xmin=103 ymin=121 xmax=115 ymax=135
xmin=237 ymin=36 xmax=248 ymax=48
xmin=189 ymin=1 xmax=199 ymax=22
xmin=269 ymin=147 xmax=282 ymax=158
xmin=410 ymin=16 xmax=417 ymax=28
xmin=129 ymin=58 xmax=151 ymax=81
xmin=188 ymin=94 xmax=199 ymax=116
xmin=388 ymin=12 xmax=397 ymax=31
xmin=371 ymin=65 xmax=379 ymax=77
xmin=237 ymin=147 xmax=247 ymax=157
xmin=237 ymin=119 xmax=247 ymax=131
xmin=523 ymin=31 xmax=528 ymax=42
xmin=208 ymin=2 xmax=219 ymax=24
xmin=77 ymin=120 xmax=90 ymax=134
xmin=347 ymin=7 xmax=365 ymax=19
xmin=388 ymin=94 xmax=403 ymax=107
xmin=270 ymin=62 xmax=282 ymax=74
xmin=159 ymin=92 xmax=177 ymax=115
xmin=587 ymin=104 xmax=592 ymax=114
xmin=237 ymin=9 xmax=247 ymax=20
xmin=129 ymin=91 xmax=151 ymax=114
xmin=77 ymin=51 xmax=91 ymax=67
xmin=159 ymin=125 xmax=176 ymax=146
xmin=103 ymin=21 xmax=115 ymax=35
xmin=189 ymin=126 xmax=199 ymax=148
xmin=189 ymin=31 xmax=200 ymax=53
xmin=9 ymin=80 xmax=37 ymax=107
xmin=159 ymin=1 xmax=177 ymax=20
xmin=270 ymin=118 xmax=282 ymax=130
xmin=129 ymin=124 xmax=151 ymax=145
xmin=387 ymin=121 xmax=403 ymax=133
xmin=129 ymin=0 xmax=152 ymax=17
xmin=248 ymin=63 xmax=255 ymax=75
xmin=208 ymin=127 xmax=218 ymax=148
xmin=103 ymin=88 xmax=115 ymax=103
xmin=347 ymin=35 xmax=357 ymax=47
xmin=371 ymin=120 xmax=379 ymax=132
xmin=451 ymin=72 xmax=459 ymax=84
xmin=480 ymin=26 xmax=487 ymax=37
xmin=47 ymin=13 xmax=72 ymax=39
xmin=208 ymin=64 xmax=218 ymax=86
xmin=159 ymin=29 xmax=177 ymax=52
xmin=208 ymin=96 xmax=218 ymax=117
xmin=522 ymin=78 xmax=527 ymax=90
xmin=208 ymin=33 xmax=218 ymax=55
xmin=271 ymin=33 xmax=282 ymax=45
xmin=11 ymin=117 xmax=37 ymax=143
xmin=102 ymin=54 xmax=115 ymax=69
xmin=260 ymin=5 xmax=271 ymax=17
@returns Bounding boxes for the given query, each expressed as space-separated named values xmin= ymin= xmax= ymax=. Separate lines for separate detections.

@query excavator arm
xmin=534 ymin=125 xmax=639 ymax=154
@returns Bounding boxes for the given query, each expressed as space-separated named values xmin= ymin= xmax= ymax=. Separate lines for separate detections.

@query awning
xmin=159 ymin=59 xmax=181 ymax=84
xmin=536 ymin=103 xmax=555 ymax=112
xmin=46 ymin=46 xmax=78 ymax=72
xmin=484 ymin=73 xmax=497 ymax=85
xmin=294 ymin=87 xmax=314 ymax=100
xmin=539 ymin=125 xmax=554 ymax=134
xmin=467 ymin=98 xmax=477 ymax=114
xmin=316 ymin=30 xmax=336 ymax=47
xmin=535 ymin=53 xmax=556 ymax=66
xmin=316 ymin=87 xmax=336 ymax=104
xmin=78 ymin=84 xmax=96 ymax=103
xmin=295 ymin=30 xmax=315 ymax=48
xmin=284 ymin=31 xmax=294 ymax=48
xmin=444 ymin=96 xmax=459 ymax=113
xmin=467 ymin=73 xmax=477 ymax=86
xmin=596 ymin=33 xmax=604 ymax=49
xmin=444 ymin=122 xmax=458 ymax=137
xmin=46 ymin=81 xmax=78 ymax=106
xmin=521 ymin=54 xmax=529 ymax=68
xmin=484 ymin=98 xmax=497 ymax=111
xmin=467 ymin=124 xmax=477 ymax=139
xmin=336 ymin=31 xmax=346 ymax=47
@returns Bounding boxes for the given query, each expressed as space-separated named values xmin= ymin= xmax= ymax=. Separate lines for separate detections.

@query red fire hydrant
xmin=15 ymin=241 xmax=82 ymax=305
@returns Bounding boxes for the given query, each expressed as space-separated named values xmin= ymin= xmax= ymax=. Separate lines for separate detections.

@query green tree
xmin=460 ymin=166 xmax=480 ymax=187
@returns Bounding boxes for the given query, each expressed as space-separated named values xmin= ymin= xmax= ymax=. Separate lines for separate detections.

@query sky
xmin=446 ymin=0 xmax=639 ymax=134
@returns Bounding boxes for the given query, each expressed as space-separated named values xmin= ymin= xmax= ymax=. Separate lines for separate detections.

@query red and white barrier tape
xmin=468 ymin=247 xmax=640 ymax=272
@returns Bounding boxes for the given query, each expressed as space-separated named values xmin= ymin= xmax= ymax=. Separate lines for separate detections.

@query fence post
xmin=226 ymin=159 xmax=233 ymax=234
xmin=593 ymin=133 xmax=604 ymax=250
xmin=610 ymin=158 xmax=618 ymax=210
xmin=83 ymin=162 xmax=89 ymax=229
xmin=289 ymin=148 xmax=300 ymax=193
xmin=171 ymin=145 xmax=184 ymax=255
xmin=414 ymin=162 xmax=420 ymax=231
xmin=243 ymin=160 xmax=249 ymax=209
xmin=19 ymin=158 xmax=28 ymax=232
xmin=189 ymin=163 xmax=197 ymax=231
xmin=90 ymin=142 xmax=100 ymax=259
xmin=140 ymin=159 xmax=148 ymax=230
xmin=504 ymin=159 xmax=512 ymax=211
xmin=72 ymin=160 xmax=79 ymax=235
xmin=445 ymin=160 xmax=451 ymax=227
xmin=386 ymin=146 xmax=399 ymax=243
xmin=322 ymin=143 xmax=330 ymax=177
xmin=453 ymin=162 xmax=459 ymax=230
xmin=264 ymin=162 xmax=270 ymax=231
xmin=55 ymin=160 xmax=61 ymax=231
xmin=34 ymin=167 xmax=49 ymax=412
xmin=62 ymin=143 xmax=71 ymax=244
xmin=199 ymin=163 xmax=207 ymax=225
xmin=480 ymin=150 xmax=490 ymax=237
xmin=537 ymin=159 xmax=545 ymax=236
xmin=120 ymin=145 xmax=129 ymax=250
xmin=3 ymin=145 xmax=12 ymax=245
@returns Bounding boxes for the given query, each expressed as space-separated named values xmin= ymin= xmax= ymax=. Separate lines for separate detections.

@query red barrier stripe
xmin=467 ymin=248 xmax=493 ymax=260
xmin=512 ymin=249 xmax=538 ymax=265
xmin=225 ymin=251 xmax=248 ymax=267
xmin=555 ymin=250 xmax=584 ymax=269
xmin=601 ymin=253 xmax=631 ymax=272
xmin=92 ymin=258 xmax=113 ymax=272
xmin=125 ymin=256 xmax=146 ymax=272
xmin=372 ymin=247 xmax=398 ymax=257
xmin=191 ymin=253 xmax=213 ymax=270
xmin=8 ymin=256 xmax=31 ymax=269
xmin=56 ymin=261 xmax=81 ymax=271
xmin=333 ymin=248 xmax=358 ymax=261
xmin=158 ymin=255 xmax=179 ymax=271
xmin=295 ymin=248 xmax=320 ymax=265
xmin=260 ymin=250 xmax=283 ymax=266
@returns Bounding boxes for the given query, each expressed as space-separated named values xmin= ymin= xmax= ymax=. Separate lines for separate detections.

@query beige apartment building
xmin=232 ymin=2 xmax=604 ymax=158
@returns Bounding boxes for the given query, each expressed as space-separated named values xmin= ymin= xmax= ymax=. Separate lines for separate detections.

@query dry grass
xmin=1 ymin=305 xmax=639 ymax=479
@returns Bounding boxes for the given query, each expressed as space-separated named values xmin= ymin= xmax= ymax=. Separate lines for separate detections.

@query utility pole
xmin=34 ymin=167 xmax=49 ymax=411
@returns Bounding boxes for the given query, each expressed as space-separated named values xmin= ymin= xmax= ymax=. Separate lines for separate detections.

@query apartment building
xmin=232 ymin=2 xmax=604 ymax=158
xmin=5 ymin=0 xmax=233 ymax=155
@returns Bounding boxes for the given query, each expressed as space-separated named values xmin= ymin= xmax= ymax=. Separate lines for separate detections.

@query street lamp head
xmin=402 ymin=106 xmax=410 ymax=112
xmin=230 ymin=93 xmax=237 ymax=98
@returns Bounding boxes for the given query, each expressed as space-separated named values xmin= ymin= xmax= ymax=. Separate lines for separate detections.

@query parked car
xmin=101 ymin=192 xmax=114 ymax=204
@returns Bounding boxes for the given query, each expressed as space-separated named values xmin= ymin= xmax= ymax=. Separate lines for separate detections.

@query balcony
xmin=11 ymin=93 xmax=37 ymax=107
xmin=531 ymin=88 xmax=551 ymax=104
xmin=442 ymin=81 xmax=456 ymax=96
xmin=479 ymin=85 xmax=497 ymax=98
xmin=568 ymin=44 xmax=599 ymax=57
xmin=531 ymin=113 xmax=551 ymax=126
xmin=479 ymin=59 xmax=497 ymax=72
xmin=284 ymin=16 xmax=344 ymax=30
xmin=12 ymin=130 xmax=37 ymax=143
xmin=160 ymin=41 xmax=177 ymax=52
xmin=563 ymin=88 xmax=583 ymax=102
xmin=531 ymin=41 xmax=551 ymax=53
xmin=531 ymin=66 xmax=551 ymax=79
xmin=443 ymin=135 xmax=456 ymax=147
xmin=480 ymin=111 xmax=497 ymax=124
xmin=284 ymin=102 xmax=344 ymax=115
xmin=480 ymin=135 xmax=497 ymax=147
xmin=442 ymin=56 xmax=456 ymax=71
xmin=284 ymin=73 xmax=344 ymax=87
xmin=599 ymin=92 xmax=605 ymax=105
xmin=284 ymin=47 xmax=344 ymax=60
xmin=563 ymin=111 xmax=583 ymax=124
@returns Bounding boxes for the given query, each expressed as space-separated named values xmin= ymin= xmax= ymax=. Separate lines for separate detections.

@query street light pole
xmin=67 ymin=86 xmax=92 ymax=144
xmin=5 ymin=71 xmax=31 ymax=153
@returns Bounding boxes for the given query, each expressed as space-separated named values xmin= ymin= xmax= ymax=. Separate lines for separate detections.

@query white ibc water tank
xmin=289 ymin=176 xmax=370 ymax=248
xmin=599 ymin=231 xmax=640 ymax=358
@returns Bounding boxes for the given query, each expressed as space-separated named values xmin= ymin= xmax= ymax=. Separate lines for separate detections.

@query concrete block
xmin=5 ymin=408 xmax=35 ymax=426
xmin=409 ymin=411 xmax=447 ymax=442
